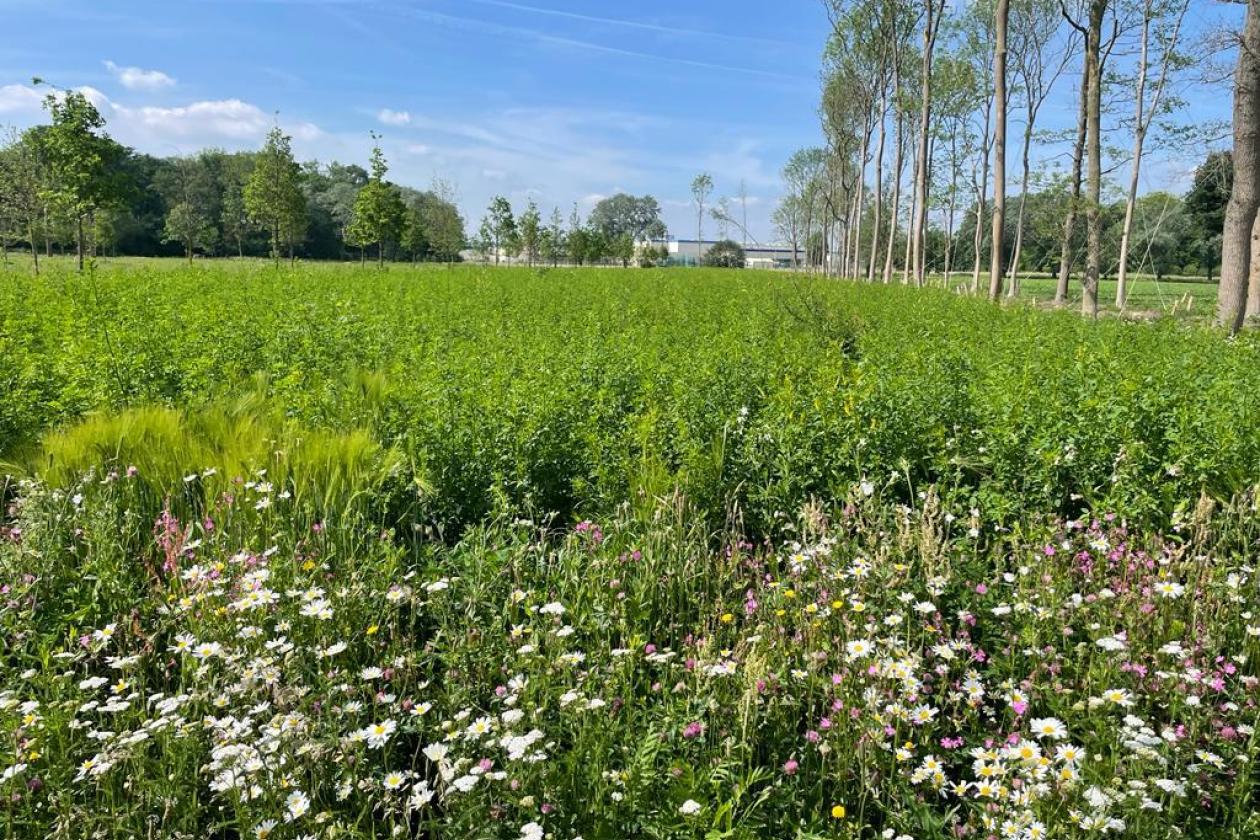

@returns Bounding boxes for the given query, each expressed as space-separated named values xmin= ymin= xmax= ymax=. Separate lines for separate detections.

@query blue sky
xmin=0 ymin=0 xmax=1245 ymax=242
xmin=0 ymin=0 xmax=826 ymax=241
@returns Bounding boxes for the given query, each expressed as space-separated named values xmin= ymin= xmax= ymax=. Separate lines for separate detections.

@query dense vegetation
xmin=2 ymin=262 xmax=1259 ymax=839
xmin=3 ymin=261 xmax=1259 ymax=534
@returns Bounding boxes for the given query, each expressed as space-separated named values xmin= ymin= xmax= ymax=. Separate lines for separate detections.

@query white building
xmin=645 ymin=238 xmax=805 ymax=269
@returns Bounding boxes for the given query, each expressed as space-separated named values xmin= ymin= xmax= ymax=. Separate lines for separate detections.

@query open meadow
xmin=1 ymin=260 xmax=1259 ymax=839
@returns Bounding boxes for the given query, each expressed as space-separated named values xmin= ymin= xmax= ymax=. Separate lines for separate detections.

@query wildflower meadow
xmin=2 ymin=261 xmax=1259 ymax=839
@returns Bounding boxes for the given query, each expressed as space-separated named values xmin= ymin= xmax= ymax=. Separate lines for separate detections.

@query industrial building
xmin=644 ymin=238 xmax=805 ymax=269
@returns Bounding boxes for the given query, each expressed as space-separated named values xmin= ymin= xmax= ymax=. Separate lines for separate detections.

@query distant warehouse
xmin=644 ymin=238 xmax=806 ymax=269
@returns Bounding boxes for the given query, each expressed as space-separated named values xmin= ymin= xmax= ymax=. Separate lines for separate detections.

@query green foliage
xmin=588 ymin=193 xmax=667 ymax=242
xmin=346 ymin=139 xmax=406 ymax=266
xmin=703 ymin=239 xmax=746 ymax=269
xmin=244 ymin=127 xmax=307 ymax=262
xmin=518 ymin=200 xmax=542 ymax=266
xmin=2 ymin=262 xmax=1259 ymax=540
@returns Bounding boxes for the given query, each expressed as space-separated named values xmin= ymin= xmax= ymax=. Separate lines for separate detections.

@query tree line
xmin=469 ymin=192 xmax=674 ymax=268
xmin=781 ymin=0 xmax=1260 ymax=330
xmin=0 ymin=84 xmax=466 ymax=270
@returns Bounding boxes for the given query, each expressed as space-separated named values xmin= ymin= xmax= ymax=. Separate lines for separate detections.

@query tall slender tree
xmin=989 ymin=0 xmax=1011 ymax=300
xmin=911 ymin=0 xmax=948 ymax=286
xmin=1006 ymin=0 xmax=1077 ymax=296
xmin=244 ymin=126 xmax=307 ymax=264
xmin=1081 ymin=0 xmax=1109 ymax=318
xmin=518 ymin=200 xmax=542 ymax=267
xmin=1217 ymin=0 xmax=1260 ymax=330
xmin=691 ymin=173 xmax=713 ymax=265
xmin=1114 ymin=0 xmax=1190 ymax=309
xmin=347 ymin=137 xmax=405 ymax=267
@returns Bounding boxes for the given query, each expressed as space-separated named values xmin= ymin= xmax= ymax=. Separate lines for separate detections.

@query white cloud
xmin=405 ymin=143 xmax=431 ymax=155
xmin=0 ymin=83 xmax=43 ymax=114
xmin=104 ymin=60 xmax=176 ymax=91
xmin=115 ymin=98 xmax=274 ymax=140
xmin=376 ymin=108 xmax=411 ymax=126
xmin=0 ymin=82 xmax=322 ymax=154
xmin=0 ymin=83 xmax=110 ymax=116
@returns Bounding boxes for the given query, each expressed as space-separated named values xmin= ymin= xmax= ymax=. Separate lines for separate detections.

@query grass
xmin=0 ymin=258 xmax=1258 ymax=839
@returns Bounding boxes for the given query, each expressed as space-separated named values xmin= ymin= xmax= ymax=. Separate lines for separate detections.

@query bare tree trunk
xmin=902 ymin=179 xmax=915 ymax=285
xmin=76 ymin=215 xmax=85 ymax=272
xmin=943 ymin=131 xmax=958 ymax=289
xmin=868 ymin=87 xmax=888 ymax=282
xmin=1248 ymin=213 xmax=1260 ymax=320
xmin=1218 ymin=0 xmax=1260 ymax=330
xmin=29 ymin=221 xmax=39 ymax=276
xmin=970 ymin=87 xmax=995 ymax=295
xmin=1115 ymin=8 xmax=1151 ymax=311
xmin=1007 ymin=119 xmax=1033 ymax=297
xmin=1082 ymin=0 xmax=1106 ymax=319
xmin=989 ymin=0 xmax=1010 ymax=301
xmin=1056 ymin=73 xmax=1089 ymax=304
xmin=884 ymin=111 xmax=905 ymax=284
xmin=851 ymin=124 xmax=871 ymax=279
xmin=911 ymin=0 xmax=943 ymax=287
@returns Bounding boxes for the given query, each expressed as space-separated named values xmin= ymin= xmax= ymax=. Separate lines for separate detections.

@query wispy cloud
xmin=376 ymin=108 xmax=411 ymax=126
xmin=461 ymin=0 xmax=802 ymax=49
xmin=103 ymin=60 xmax=176 ymax=91
xmin=204 ymin=0 xmax=809 ymax=82
xmin=389 ymin=6 xmax=810 ymax=82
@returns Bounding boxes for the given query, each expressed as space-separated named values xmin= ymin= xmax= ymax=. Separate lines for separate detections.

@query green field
xmin=1 ymin=261 xmax=1258 ymax=839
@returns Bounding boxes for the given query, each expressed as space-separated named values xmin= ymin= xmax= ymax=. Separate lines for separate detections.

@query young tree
xmin=423 ymin=178 xmax=468 ymax=264
xmin=911 ymin=0 xmax=949 ymax=287
xmin=157 ymin=155 xmax=219 ymax=263
xmin=163 ymin=201 xmax=217 ymax=263
xmin=1114 ymin=0 xmax=1191 ymax=309
xmin=401 ymin=205 xmax=427 ymax=262
xmin=220 ymin=154 xmax=254 ymax=258
xmin=346 ymin=138 xmax=405 ymax=267
xmin=545 ymin=206 xmax=566 ymax=266
xmin=691 ymin=172 xmax=713 ymax=265
xmin=611 ymin=232 xmax=635 ymax=267
xmin=933 ymin=55 xmax=982 ymax=289
xmin=486 ymin=196 xmax=516 ymax=265
xmin=782 ymin=148 xmax=826 ymax=272
xmin=473 ymin=217 xmax=493 ymax=262
xmin=988 ymin=0 xmax=1011 ymax=301
xmin=1055 ymin=68 xmax=1091 ymax=303
xmin=518 ymin=200 xmax=542 ymax=267
xmin=1184 ymin=150 xmax=1231 ymax=281
xmin=1215 ymin=0 xmax=1259 ymax=330
xmin=566 ymin=204 xmax=589 ymax=265
xmin=35 ymin=84 xmax=130 ymax=271
xmin=244 ymin=126 xmax=307 ymax=264
xmin=963 ymin=0 xmax=998 ymax=293
xmin=1006 ymin=0 xmax=1078 ymax=296
xmin=0 ymin=128 xmax=46 ymax=274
